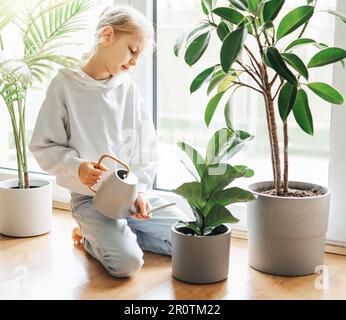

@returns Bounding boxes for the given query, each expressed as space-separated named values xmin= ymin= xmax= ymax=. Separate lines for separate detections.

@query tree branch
xmin=244 ymin=45 xmax=263 ymax=81
xmin=236 ymin=59 xmax=265 ymax=91
xmin=270 ymin=73 xmax=279 ymax=87
xmin=233 ymin=81 xmax=264 ymax=94
xmin=272 ymin=77 xmax=284 ymax=101
xmin=244 ymin=45 xmax=262 ymax=72
xmin=297 ymin=0 xmax=318 ymax=38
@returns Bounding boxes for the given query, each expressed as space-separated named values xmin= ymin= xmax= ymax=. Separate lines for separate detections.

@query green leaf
xmin=23 ymin=0 xmax=92 ymax=57
xmin=212 ymin=7 xmax=244 ymax=25
xmin=206 ymin=128 xmax=254 ymax=164
xmin=238 ymin=16 xmax=254 ymax=35
xmin=217 ymin=74 xmax=236 ymax=92
xmin=201 ymin=163 xmax=252 ymax=196
xmin=285 ymin=38 xmax=316 ymax=52
xmin=204 ymin=186 xmax=255 ymax=215
xmin=262 ymin=0 xmax=285 ymax=22
xmin=308 ymin=47 xmax=346 ymax=68
xmin=223 ymin=130 xmax=254 ymax=160
xmin=217 ymin=21 xmax=231 ymax=41
xmin=278 ymin=82 xmax=298 ymax=121
xmin=205 ymin=91 xmax=226 ymax=127
xmin=185 ymin=23 xmax=211 ymax=44
xmin=190 ymin=66 xmax=215 ymax=94
xmin=307 ymin=82 xmax=344 ymax=105
xmin=206 ymin=128 xmax=233 ymax=164
xmin=293 ymin=89 xmax=313 ymax=135
xmin=264 ymin=47 xmax=297 ymax=85
xmin=233 ymin=165 xmax=254 ymax=177
xmin=281 ymin=52 xmax=309 ymax=80
xmin=224 ymin=97 xmax=233 ymax=130
xmin=174 ymin=30 xmax=188 ymax=57
xmin=201 ymin=0 xmax=209 ymax=15
xmin=248 ymin=0 xmax=261 ymax=13
xmin=184 ymin=30 xmax=211 ymax=66
xmin=175 ymin=221 xmax=201 ymax=235
xmin=172 ymin=182 xmax=207 ymax=211
xmin=258 ymin=21 xmax=274 ymax=34
xmin=208 ymin=187 xmax=255 ymax=209
xmin=228 ymin=0 xmax=248 ymax=11
xmin=220 ymin=27 xmax=246 ymax=73
xmin=322 ymin=9 xmax=346 ymax=24
xmin=0 ymin=0 xmax=18 ymax=32
xmin=190 ymin=205 xmax=204 ymax=229
xmin=177 ymin=142 xmax=206 ymax=179
xmin=205 ymin=205 xmax=239 ymax=231
xmin=174 ymin=23 xmax=210 ymax=57
xmin=207 ymin=69 xmax=228 ymax=95
xmin=202 ymin=0 xmax=217 ymax=13
xmin=276 ymin=5 xmax=314 ymax=41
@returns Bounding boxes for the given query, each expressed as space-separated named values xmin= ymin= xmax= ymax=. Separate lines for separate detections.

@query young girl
xmin=29 ymin=6 xmax=187 ymax=278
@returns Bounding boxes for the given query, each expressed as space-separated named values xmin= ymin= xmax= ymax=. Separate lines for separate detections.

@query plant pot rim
xmin=0 ymin=178 xmax=52 ymax=191
xmin=171 ymin=223 xmax=231 ymax=238
xmin=248 ymin=180 xmax=331 ymax=200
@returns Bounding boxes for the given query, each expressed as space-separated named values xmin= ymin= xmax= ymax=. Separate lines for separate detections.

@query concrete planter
xmin=171 ymin=223 xmax=231 ymax=284
xmin=0 ymin=179 xmax=52 ymax=237
xmin=247 ymin=181 xmax=331 ymax=276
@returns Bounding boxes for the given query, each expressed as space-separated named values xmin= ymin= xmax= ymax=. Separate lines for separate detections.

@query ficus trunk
xmin=262 ymin=67 xmax=282 ymax=195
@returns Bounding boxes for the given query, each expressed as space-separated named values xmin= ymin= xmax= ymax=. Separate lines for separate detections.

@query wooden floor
xmin=1 ymin=208 xmax=346 ymax=300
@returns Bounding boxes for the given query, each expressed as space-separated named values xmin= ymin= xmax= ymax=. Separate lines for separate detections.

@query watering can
xmin=89 ymin=154 xmax=176 ymax=219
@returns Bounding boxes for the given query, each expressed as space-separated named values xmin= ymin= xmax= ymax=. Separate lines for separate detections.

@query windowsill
xmin=2 ymin=167 xmax=346 ymax=254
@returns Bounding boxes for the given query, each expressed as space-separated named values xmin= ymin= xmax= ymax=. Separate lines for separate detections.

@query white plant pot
xmin=172 ymin=223 xmax=231 ymax=284
xmin=0 ymin=179 xmax=52 ymax=237
xmin=247 ymin=181 xmax=330 ymax=276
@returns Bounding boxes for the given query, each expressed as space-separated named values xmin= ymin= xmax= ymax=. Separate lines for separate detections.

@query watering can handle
xmin=88 ymin=154 xmax=131 ymax=194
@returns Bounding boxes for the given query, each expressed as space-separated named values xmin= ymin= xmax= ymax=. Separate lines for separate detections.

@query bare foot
xmin=72 ymin=227 xmax=84 ymax=248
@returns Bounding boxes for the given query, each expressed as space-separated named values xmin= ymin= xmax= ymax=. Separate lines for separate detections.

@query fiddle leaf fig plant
xmin=172 ymin=128 xmax=255 ymax=236
xmin=0 ymin=0 xmax=92 ymax=188
xmin=175 ymin=0 xmax=346 ymax=195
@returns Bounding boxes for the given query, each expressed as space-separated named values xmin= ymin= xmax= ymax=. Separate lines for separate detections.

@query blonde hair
xmin=82 ymin=6 xmax=155 ymax=62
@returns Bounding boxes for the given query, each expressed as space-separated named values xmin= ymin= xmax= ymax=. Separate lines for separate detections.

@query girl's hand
xmin=129 ymin=192 xmax=152 ymax=220
xmin=78 ymin=161 xmax=108 ymax=186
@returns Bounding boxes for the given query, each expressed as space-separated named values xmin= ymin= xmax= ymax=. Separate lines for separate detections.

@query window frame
xmin=326 ymin=0 xmax=346 ymax=245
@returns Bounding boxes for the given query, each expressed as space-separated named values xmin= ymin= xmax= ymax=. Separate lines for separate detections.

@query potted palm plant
xmin=0 ymin=0 xmax=92 ymax=237
xmin=171 ymin=128 xmax=255 ymax=284
xmin=174 ymin=0 xmax=346 ymax=276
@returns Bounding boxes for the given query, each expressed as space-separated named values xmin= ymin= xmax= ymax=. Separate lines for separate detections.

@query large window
xmin=155 ymin=0 xmax=337 ymax=193
xmin=0 ymin=0 xmax=113 ymax=173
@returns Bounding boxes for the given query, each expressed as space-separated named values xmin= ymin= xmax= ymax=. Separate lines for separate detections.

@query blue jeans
xmin=69 ymin=191 xmax=187 ymax=278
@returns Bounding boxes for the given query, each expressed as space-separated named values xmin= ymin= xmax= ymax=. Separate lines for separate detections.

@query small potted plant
xmin=171 ymin=128 xmax=255 ymax=284
xmin=174 ymin=0 xmax=346 ymax=276
xmin=0 ymin=0 xmax=92 ymax=237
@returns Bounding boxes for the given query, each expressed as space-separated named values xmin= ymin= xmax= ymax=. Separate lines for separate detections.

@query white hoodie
xmin=29 ymin=67 xmax=158 ymax=196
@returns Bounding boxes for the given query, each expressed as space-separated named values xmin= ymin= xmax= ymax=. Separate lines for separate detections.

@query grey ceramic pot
xmin=171 ymin=223 xmax=231 ymax=284
xmin=247 ymin=181 xmax=331 ymax=276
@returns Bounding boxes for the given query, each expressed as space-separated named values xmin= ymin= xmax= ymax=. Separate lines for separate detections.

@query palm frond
xmin=0 ymin=53 xmax=32 ymax=88
xmin=23 ymin=0 xmax=93 ymax=56
xmin=27 ymin=53 xmax=80 ymax=67
xmin=0 ymin=0 xmax=27 ymax=32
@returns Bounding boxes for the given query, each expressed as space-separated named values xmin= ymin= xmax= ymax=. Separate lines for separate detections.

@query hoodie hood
xmin=59 ymin=66 xmax=130 ymax=89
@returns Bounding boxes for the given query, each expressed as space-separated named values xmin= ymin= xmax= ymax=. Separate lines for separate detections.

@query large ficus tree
xmin=0 ymin=0 xmax=92 ymax=188
xmin=175 ymin=0 xmax=346 ymax=195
